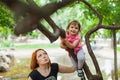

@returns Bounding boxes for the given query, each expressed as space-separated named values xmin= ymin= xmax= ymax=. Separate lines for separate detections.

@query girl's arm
xmin=58 ymin=64 xmax=76 ymax=73
xmin=64 ymin=39 xmax=80 ymax=49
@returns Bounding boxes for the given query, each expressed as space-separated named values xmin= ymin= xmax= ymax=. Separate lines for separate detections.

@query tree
xmin=0 ymin=0 xmax=120 ymax=80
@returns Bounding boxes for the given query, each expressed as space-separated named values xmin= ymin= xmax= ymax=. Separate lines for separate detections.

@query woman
xmin=28 ymin=48 xmax=75 ymax=80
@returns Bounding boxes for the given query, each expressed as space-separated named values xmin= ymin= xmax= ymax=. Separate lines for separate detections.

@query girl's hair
xmin=66 ymin=20 xmax=81 ymax=32
xmin=30 ymin=48 xmax=51 ymax=70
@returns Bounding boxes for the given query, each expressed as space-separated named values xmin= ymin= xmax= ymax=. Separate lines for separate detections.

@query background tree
xmin=0 ymin=2 xmax=14 ymax=39
xmin=0 ymin=0 xmax=120 ymax=40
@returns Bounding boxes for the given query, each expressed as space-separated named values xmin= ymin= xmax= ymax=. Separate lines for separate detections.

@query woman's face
xmin=36 ymin=50 xmax=50 ymax=65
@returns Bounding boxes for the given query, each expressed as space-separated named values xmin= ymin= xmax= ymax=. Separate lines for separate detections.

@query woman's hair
xmin=66 ymin=20 xmax=81 ymax=32
xmin=30 ymin=48 xmax=51 ymax=70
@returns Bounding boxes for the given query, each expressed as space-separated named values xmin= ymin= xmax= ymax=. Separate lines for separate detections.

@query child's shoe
xmin=77 ymin=69 xmax=84 ymax=77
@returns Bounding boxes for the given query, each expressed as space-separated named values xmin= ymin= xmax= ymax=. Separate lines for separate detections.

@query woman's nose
xmin=43 ymin=55 xmax=46 ymax=58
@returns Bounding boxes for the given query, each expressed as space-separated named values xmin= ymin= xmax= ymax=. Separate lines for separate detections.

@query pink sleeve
xmin=75 ymin=35 xmax=80 ymax=41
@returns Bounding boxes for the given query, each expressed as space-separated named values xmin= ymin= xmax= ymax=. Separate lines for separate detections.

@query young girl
xmin=60 ymin=20 xmax=86 ymax=80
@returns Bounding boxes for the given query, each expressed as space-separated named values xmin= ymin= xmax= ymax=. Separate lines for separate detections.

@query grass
xmin=0 ymin=40 xmax=60 ymax=49
xmin=14 ymin=43 xmax=59 ymax=49
xmin=117 ymin=45 xmax=120 ymax=52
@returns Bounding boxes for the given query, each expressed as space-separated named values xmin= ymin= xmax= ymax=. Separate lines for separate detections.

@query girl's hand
xmin=60 ymin=37 xmax=68 ymax=49
xmin=60 ymin=42 xmax=67 ymax=49
xmin=60 ymin=37 xmax=66 ymax=42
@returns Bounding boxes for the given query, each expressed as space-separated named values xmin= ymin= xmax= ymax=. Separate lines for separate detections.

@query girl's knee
xmin=78 ymin=58 xmax=84 ymax=61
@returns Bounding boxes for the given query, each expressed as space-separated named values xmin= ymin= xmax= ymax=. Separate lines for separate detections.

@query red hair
xmin=30 ymin=49 xmax=51 ymax=70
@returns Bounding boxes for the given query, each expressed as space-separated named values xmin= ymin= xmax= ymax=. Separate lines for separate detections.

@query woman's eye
xmin=38 ymin=54 xmax=42 ymax=58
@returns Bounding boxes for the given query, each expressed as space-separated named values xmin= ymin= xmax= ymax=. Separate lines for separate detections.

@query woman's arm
xmin=58 ymin=64 xmax=76 ymax=73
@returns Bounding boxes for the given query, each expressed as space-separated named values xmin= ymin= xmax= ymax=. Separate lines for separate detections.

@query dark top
xmin=29 ymin=63 xmax=59 ymax=80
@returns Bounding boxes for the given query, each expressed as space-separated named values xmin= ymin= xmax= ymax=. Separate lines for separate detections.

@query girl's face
xmin=68 ymin=24 xmax=79 ymax=36
xmin=36 ymin=50 xmax=50 ymax=65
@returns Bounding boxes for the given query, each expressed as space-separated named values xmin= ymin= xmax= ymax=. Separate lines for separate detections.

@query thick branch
xmin=37 ymin=23 xmax=58 ymax=43
xmin=14 ymin=14 xmax=39 ymax=35
xmin=101 ymin=25 xmax=120 ymax=30
xmin=85 ymin=26 xmax=102 ymax=75
xmin=0 ymin=0 xmax=77 ymax=21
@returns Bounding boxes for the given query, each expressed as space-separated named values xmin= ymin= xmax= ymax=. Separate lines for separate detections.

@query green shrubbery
xmin=0 ymin=40 xmax=14 ymax=48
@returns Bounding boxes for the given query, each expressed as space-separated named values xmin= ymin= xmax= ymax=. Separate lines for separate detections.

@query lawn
xmin=14 ymin=43 xmax=59 ymax=49
xmin=117 ymin=45 xmax=120 ymax=52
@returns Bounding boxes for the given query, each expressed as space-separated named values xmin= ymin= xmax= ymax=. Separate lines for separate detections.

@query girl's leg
xmin=77 ymin=49 xmax=85 ymax=69
xmin=77 ymin=49 xmax=86 ymax=80
xmin=69 ymin=56 xmax=77 ymax=70
xmin=69 ymin=49 xmax=85 ymax=69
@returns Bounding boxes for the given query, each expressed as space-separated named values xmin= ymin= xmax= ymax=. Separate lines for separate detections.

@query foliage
xmin=78 ymin=0 xmax=120 ymax=38
xmin=0 ymin=40 xmax=13 ymax=48
xmin=117 ymin=45 xmax=120 ymax=52
xmin=0 ymin=27 xmax=13 ymax=39
xmin=119 ymin=68 xmax=120 ymax=77
xmin=0 ymin=3 xmax=14 ymax=28
xmin=0 ymin=2 xmax=15 ymax=39
xmin=28 ymin=30 xmax=40 ymax=38
xmin=0 ymin=0 xmax=120 ymax=39
xmin=0 ymin=0 xmax=120 ymax=44
xmin=50 ymin=0 xmax=120 ymax=39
